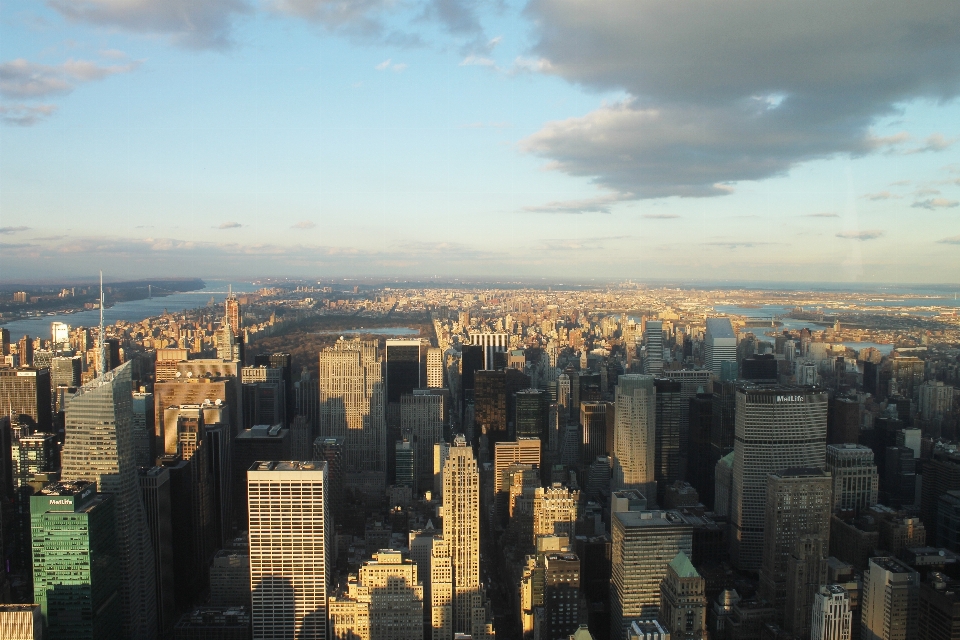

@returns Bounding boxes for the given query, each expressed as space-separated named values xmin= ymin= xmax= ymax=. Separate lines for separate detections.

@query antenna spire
xmin=98 ymin=270 xmax=105 ymax=378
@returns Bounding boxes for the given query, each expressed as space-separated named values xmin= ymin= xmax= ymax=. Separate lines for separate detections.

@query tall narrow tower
xmin=60 ymin=361 xmax=158 ymax=639
xmin=442 ymin=435 xmax=481 ymax=635
xmin=613 ymin=374 xmax=656 ymax=496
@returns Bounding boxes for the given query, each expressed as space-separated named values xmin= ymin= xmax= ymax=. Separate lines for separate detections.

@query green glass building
xmin=31 ymin=480 xmax=121 ymax=639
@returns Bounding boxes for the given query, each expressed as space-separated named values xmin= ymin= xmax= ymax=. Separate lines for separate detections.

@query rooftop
xmin=668 ymin=551 xmax=700 ymax=579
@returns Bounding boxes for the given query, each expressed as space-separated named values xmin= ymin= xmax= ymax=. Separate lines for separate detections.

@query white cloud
xmin=0 ymin=57 xmax=140 ymax=99
xmin=218 ymin=221 xmax=243 ymax=229
xmin=912 ymin=198 xmax=960 ymax=210
xmin=522 ymin=192 xmax=631 ymax=214
xmin=0 ymin=104 xmax=57 ymax=126
xmin=836 ymin=230 xmax=884 ymax=240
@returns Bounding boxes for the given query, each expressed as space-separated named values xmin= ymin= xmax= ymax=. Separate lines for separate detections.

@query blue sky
xmin=1 ymin=0 xmax=959 ymax=282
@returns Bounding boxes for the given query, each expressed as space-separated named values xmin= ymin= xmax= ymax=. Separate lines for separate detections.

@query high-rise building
xmin=401 ymin=392 xmax=445 ymax=491
xmin=826 ymin=444 xmax=879 ymax=513
xmin=427 ymin=347 xmax=444 ymax=388
xmin=663 ymin=369 xmax=713 ymax=471
xmin=918 ymin=573 xmax=960 ymax=640
xmin=515 ymin=388 xmax=549 ymax=441
xmin=0 ymin=604 xmax=42 ymax=640
xmin=60 ymin=361 xmax=158 ymax=639
xmin=659 ymin=551 xmax=708 ymax=640
xmin=644 ymin=321 xmax=664 ymax=375
xmin=132 ymin=390 xmax=156 ymax=467
xmin=50 ymin=354 xmax=82 ymax=389
xmin=654 ymin=378 xmax=682 ymax=499
xmin=919 ymin=382 xmax=957 ymax=429
xmin=861 ymin=556 xmax=919 ymax=640
xmin=328 ymin=549 xmax=424 ymax=640
xmin=242 ymin=365 xmax=286 ymax=427
xmin=688 ymin=391 xmax=715 ymax=507
xmin=225 ymin=294 xmax=242 ymax=337
xmin=51 ymin=321 xmax=70 ymax=351
xmin=731 ymin=385 xmax=828 ymax=571
xmin=318 ymin=339 xmax=386 ymax=488
xmin=386 ymin=340 xmax=422 ymax=403
xmin=474 ymin=368 xmax=530 ymax=444
xmin=704 ymin=318 xmax=737 ymax=377
xmin=811 ymin=584 xmax=853 ymax=640
xmin=759 ymin=468 xmax=832 ymax=620
xmin=30 ymin=481 xmax=121 ymax=639
xmin=314 ymin=437 xmax=344 ymax=525
xmin=580 ymin=401 xmax=614 ymax=463
xmin=533 ymin=483 xmax=579 ymax=543
xmin=139 ymin=465 xmax=177 ymax=636
xmin=440 ymin=435 xmax=481 ymax=636
xmin=921 ymin=446 xmax=960 ymax=544
xmin=248 ymin=461 xmax=331 ymax=640
xmin=610 ymin=510 xmax=693 ymax=639
xmin=396 ymin=438 xmax=416 ymax=490
xmin=544 ymin=552 xmax=582 ymax=639
xmin=613 ymin=375 xmax=656 ymax=496
xmin=470 ymin=333 xmax=508 ymax=371
xmin=0 ymin=367 xmax=52 ymax=432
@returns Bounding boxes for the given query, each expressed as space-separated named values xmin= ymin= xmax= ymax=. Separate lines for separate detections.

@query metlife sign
xmin=776 ymin=395 xmax=805 ymax=402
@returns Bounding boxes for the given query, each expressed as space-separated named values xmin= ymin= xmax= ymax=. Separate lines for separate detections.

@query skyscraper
xmin=643 ymin=321 xmax=664 ymax=375
xmin=386 ymin=340 xmax=422 ymax=403
xmin=60 ymin=361 xmax=158 ymax=639
xmin=654 ymin=378 xmax=682 ymax=499
xmin=811 ymin=584 xmax=853 ymax=640
xmin=401 ymin=392 xmax=445 ymax=491
xmin=731 ymin=385 xmax=828 ymax=571
xmin=861 ymin=557 xmax=919 ymax=640
xmin=30 ymin=481 xmax=121 ymax=639
xmin=318 ymin=339 xmax=386 ymax=490
xmin=704 ymin=318 xmax=737 ymax=377
xmin=610 ymin=510 xmax=693 ymax=639
xmin=515 ymin=388 xmax=549 ymax=441
xmin=441 ymin=435 xmax=481 ymax=636
xmin=613 ymin=375 xmax=656 ymax=496
xmin=826 ymin=444 xmax=879 ymax=512
xmin=0 ymin=367 xmax=52 ymax=432
xmin=427 ymin=347 xmax=445 ymax=388
xmin=759 ymin=468 xmax=832 ymax=623
xmin=659 ymin=551 xmax=708 ymax=640
xmin=580 ymin=400 xmax=614 ymax=463
xmin=248 ymin=461 xmax=331 ymax=640
xmin=470 ymin=333 xmax=508 ymax=370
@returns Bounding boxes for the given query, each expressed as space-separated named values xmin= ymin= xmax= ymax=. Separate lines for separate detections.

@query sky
xmin=1 ymin=0 xmax=959 ymax=283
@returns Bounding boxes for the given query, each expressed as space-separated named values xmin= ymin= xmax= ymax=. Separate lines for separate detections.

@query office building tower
xmin=557 ymin=373 xmax=571 ymax=416
xmin=882 ymin=446 xmax=916 ymax=509
xmin=919 ymin=382 xmax=957 ymax=429
xmin=610 ymin=510 xmax=693 ymax=639
xmin=50 ymin=354 xmax=82 ymax=388
xmin=0 ymin=604 xmax=42 ymax=640
xmin=387 ymin=340 xmax=422 ymax=403
xmin=544 ymin=552 xmax=582 ymax=639
xmin=861 ymin=557 xmax=919 ymax=640
xmin=248 ymin=461 xmax=331 ymax=640
xmin=233 ymin=424 xmax=290 ymax=528
xmin=30 ymin=481 xmax=121 ymax=639
xmin=441 ymin=435 xmax=481 ymax=635
xmin=470 ymin=333 xmax=508 ymax=370
xmin=210 ymin=549 xmax=251 ymax=607
xmin=474 ymin=368 xmax=529 ymax=444
xmin=401 ymin=392 xmax=445 ymax=492
xmin=516 ymin=388 xmax=549 ymax=441
xmin=731 ymin=385 xmax=828 ymax=571
xmin=918 ymin=574 xmax=960 ymax=640
xmin=139 ymin=465 xmax=177 ymax=636
xmin=17 ymin=335 xmax=33 ymax=367
xmin=659 ymin=551 xmax=707 ymax=640
xmin=0 ymin=367 xmax=52 ymax=432
xmin=663 ymin=368 xmax=713 ymax=467
xmin=644 ymin=321 xmax=664 ymax=375
xmin=493 ymin=437 xmax=541 ymax=502
xmin=704 ymin=318 xmax=737 ymax=377
xmin=741 ymin=354 xmax=779 ymax=382
xmin=613 ymin=375 xmax=656 ymax=496
xmin=132 ymin=390 xmax=156 ymax=467
xmin=688 ymin=392 xmax=715 ymax=507
xmin=580 ymin=401 xmax=614 ymax=462
xmin=295 ymin=369 xmax=320 ymax=437
xmin=215 ymin=314 xmax=241 ymax=362
xmin=51 ymin=321 xmax=70 ymax=351
xmin=460 ymin=345 xmax=484 ymax=394
xmin=922 ymin=446 xmax=960 ymax=544
xmin=328 ymin=549 xmax=424 ymax=640
xmin=533 ymin=483 xmax=579 ymax=543
xmin=255 ymin=353 xmax=294 ymax=423
xmin=812 ymin=584 xmax=853 ymax=640
xmin=225 ymin=293 xmax=242 ymax=336
xmin=430 ymin=536 xmax=454 ymax=640
xmin=654 ymin=378 xmax=682 ymax=499
xmin=759 ymin=469 xmax=832 ymax=619
xmin=714 ymin=452 xmax=734 ymax=517
xmin=173 ymin=606 xmax=251 ymax=639
xmin=12 ymin=432 xmax=56 ymax=489
xmin=427 ymin=348 xmax=444 ymax=388
xmin=396 ymin=438 xmax=416 ymax=490
xmin=828 ymin=397 xmax=861 ymax=445
xmin=289 ymin=414 xmax=313 ymax=461
xmin=60 ymin=361 xmax=158 ymax=639
xmin=826 ymin=444 xmax=879 ymax=513
xmin=314 ymin=437 xmax=344 ymax=525
xmin=156 ymin=360 xmax=243 ymax=433
xmin=318 ymin=339 xmax=386 ymax=486
xmin=242 ymin=365 xmax=286 ymax=427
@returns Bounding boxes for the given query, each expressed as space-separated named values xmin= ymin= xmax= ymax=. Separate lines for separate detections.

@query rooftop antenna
xmin=98 ymin=270 xmax=105 ymax=378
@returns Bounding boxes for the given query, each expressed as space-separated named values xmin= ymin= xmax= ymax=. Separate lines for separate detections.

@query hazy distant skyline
xmin=2 ymin=0 xmax=959 ymax=282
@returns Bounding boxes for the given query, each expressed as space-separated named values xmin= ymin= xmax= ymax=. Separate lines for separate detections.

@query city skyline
xmin=2 ymin=1 xmax=960 ymax=281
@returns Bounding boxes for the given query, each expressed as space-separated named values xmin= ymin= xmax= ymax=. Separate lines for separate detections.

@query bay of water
xmin=1 ymin=280 xmax=254 ymax=339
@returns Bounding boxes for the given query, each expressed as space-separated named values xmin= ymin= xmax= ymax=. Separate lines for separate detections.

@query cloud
xmin=521 ymin=0 xmax=960 ymax=199
xmin=905 ymin=133 xmax=957 ymax=154
xmin=0 ymin=104 xmax=57 ymax=126
xmin=937 ymin=235 xmax=960 ymax=245
xmin=48 ymin=0 xmax=250 ymax=50
xmin=802 ymin=212 xmax=840 ymax=218
xmin=836 ymin=230 xmax=884 ymax=240
xmin=522 ymin=192 xmax=631 ymax=214
xmin=540 ymin=235 xmax=630 ymax=251
xmin=706 ymin=241 xmax=776 ymax=249
xmin=862 ymin=191 xmax=902 ymax=201
xmin=292 ymin=221 xmax=316 ymax=229
xmin=375 ymin=59 xmax=407 ymax=72
xmin=460 ymin=55 xmax=496 ymax=67
xmin=0 ymin=58 xmax=140 ymax=99
xmin=912 ymin=198 xmax=960 ymax=210
xmin=218 ymin=221 xmax=242 ymax=229
xmin=0 ymin=226 xmax=30 ymax=234
xmin=641 ymin=213 xmax=680 ymax=219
